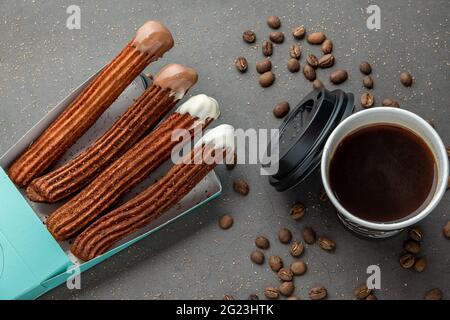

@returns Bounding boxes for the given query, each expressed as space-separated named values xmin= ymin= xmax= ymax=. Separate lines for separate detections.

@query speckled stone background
xmin=0 ymin=0 xmax=449 ymax=300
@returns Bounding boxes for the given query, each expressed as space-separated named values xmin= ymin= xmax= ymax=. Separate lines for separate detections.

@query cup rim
xmin=321 ymin=107 xmax=449 ymax=231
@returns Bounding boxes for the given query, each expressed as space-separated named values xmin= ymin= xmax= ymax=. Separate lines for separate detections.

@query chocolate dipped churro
xmin=27 ymin=64 xmax=198 ymax=203
xmin=46 ymin=94 xmax=220 ymax=240
xmin=71 ymin=124 xmax=235 ymax=261
xmin=8 ymin=21 xmax=174 ymax=187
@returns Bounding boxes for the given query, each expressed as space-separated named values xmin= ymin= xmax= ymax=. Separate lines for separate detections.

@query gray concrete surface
xmin=0 ymin=0 xmax=449 ymax=300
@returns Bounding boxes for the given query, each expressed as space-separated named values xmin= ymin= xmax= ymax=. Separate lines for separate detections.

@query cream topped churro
xmin=27 ymin=64 xmax=197 ymax=203
xmin=8 ymin=21 xmax=174 ymax=187
xmin=46 ymin=95 xmax=220 ymax=240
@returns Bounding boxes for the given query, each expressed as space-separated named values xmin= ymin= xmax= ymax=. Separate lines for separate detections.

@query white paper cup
xmin=321 ymin=108 xmax=449 ymax=238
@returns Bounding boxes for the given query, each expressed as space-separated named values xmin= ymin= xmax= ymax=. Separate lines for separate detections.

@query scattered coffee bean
xmin=382 ymin=98 xmax=400 ymax=108
xmin=233 ymin=178 xmax=250 ymax=195
xmin=264 ymin=287 xmax=280 ymax=299
xmin=259 ymin=71 xmax=275 ymax=87
xmin=408 ymin=227 xmax=423 ymax=242
xmin=218 ymin=214 xmax=233 ymax=229
xmin=279 ymin=281 xmax=295 ymax=297
xmin=399 ymin=253 xmax=415 ymax=269
xmin=403 ymin=240 xmax=421 ymax=254
xmin=290 ymin=261 xmax=307 ymax=276
xmin=307 ymin=32 xmax=326 ymax=44
xmin=278 ymin=228 xmax=292 ymax=244
xmin=309 ymin=286 xmax=327 ymax=300
xmin=267 ymin=16 xmax=281 ymax=29
xmin=289 ymin=44 xmax=302 ymax=59
xmin=234 ymin=56 xmax=248 ymax=73
xmin=303 ymin=227 xmax=317 ymax=244
xmin=319 ymin=189 xmax=328 ymax=202
xmin=354 ymin=284 xmax=372 ymax=300
xmin=360 ymin=92 xmax=375 ymax=108
xmin=223 ymin=294 xmax=235 ymax=300
xmin=269 ymin=31 xmax=284 ymax=44
xmin=306 ymin=54 xmax=319 ymax=68
xmin=447 ymin=176 xmax=450 ymax=190
xmin=242 ymin=30 xmax=256 ymax=43
xmin=414 ymin=257 xmax=427 ymax=272
xmin=248 ymin=294 xmax=259 ymax=300
xmin=318 ymin=236 xmax=335 ymax=251
xmin=446 ymin=146 xmax=450 ymax=158
xmin=442 ymin=221 xmax=450 ymax=239
xmin=303 ymin=64 xmax=316 ymax=81
xmin=292 ymin=25 xmax=306 ymax=39
xmin=262 ymin=40 xmax=273 ymax=56
xmin=250 ymin=250 xmax=265 ymax=265
xmin=278 ymin=267 xmax=294 ymax=281
xmin=269 ymin=256 xmax=283 ymax=272
xmin=287 ymin=296 xmax=301 ymax=300
xmin=400 ymin=71 xmax=413 ymax=87
xmin=290 ymin=241 xmax=305 ymax=257
xmin=255 ymin=236 xmax=270 ymax=249
xmin=318 ymin=54 xmax=335 ymax=68
xmin=287 ymin=58 xmax=300 ymax=73
xmin=330 ymin=69 xmax=348 ymax=84
xmin=256 ymin=59 xmax=272 ymax=74
xmin=290 ymin=202 xmax=305 ymax=220
xmin=226 ymin=152 xmax=237 ymax=170
xmin=359 ymin=61 xmax=372 ymax=75
xmin=366 ymin=294 xmax=378 ymax=300
xmin=312 ymin=79 xmax=324 ymax=89
xmin=425 ymin=288 xmax=443 ymax=300
xmin=321 ymin=39 xmax=333 ymax=54
xmin=273 ymin=101 xmax=290 ymax=118
xmin=362 ymin=75 xmax=374 ymax=89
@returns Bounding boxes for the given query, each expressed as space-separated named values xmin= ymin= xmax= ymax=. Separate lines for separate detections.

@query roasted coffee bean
xmin=312 ymin=79 xmax=324 ymax=89
xmin=223 ymin=294 xmax=235 ymax=300
xmin=318 ymin=237 xmax=335 ymax=251
xmin=267 ymin=16 xmax=281 ymax=29
xmin=382 ymin=98 xmax=400 ymax=108
xmin=288 ymin=296 xmax=301 ymax=300
xmin=306 ymin=54 xmax=319 ymax=68
xmin=262 ymin=40 xmax=273 ymax=56
xmin=250 ymin=250 xmax=265 ymax=264
xmin=233 ymin=178 xmax=250 ymax=195
xmin=425 ymin=288 xmax=443 ymax=300
xmin=447 ymin=176 xmax=450 ymax=190
xmin=269 ymin=256 xmax=283 ymax=272
xmin=321 ymin=39 xmax=333 ymax=54
xmin=446 ymin=146 xmax=450 ymax=158
xmin=278 ymin=228 xmax=292 ymax=244
xmin=290 ymin=260 xmax=307 ymax=275
xmin=399 ymin=253 xmax=415 ymax=269
xmin=330 ymin=69 xmax=348 ymax=84
xmin=269 ymin=31 xmax=284 ymax=44
xmin=303 ymin=64 xmax=316 ymax=81
xmin=278 ymin=267 xmax=294 ymax=281
xmin=259 ymin=71 xmax=275 ymax=87
xmin=255 ymin=236 xmax=270 ymax=249
xmin=279 ymin=281 xmax=295 ymax=297
xmin=319 ymin=189 xmax=328 ymax=202
xmin=408 ymin=227 xmax=423 ymax=242
xmin=290 ymin=202 xmax=305 ymax=220
xmin=400 ymin=71 xmax=413 ymax=87
xmin=218 ymin=214 xmax=233 ymax=229
xmin=256 ymin=59 xmax=272 ymax=74
xmin=309 ymin=286 xmax=327 ymax=300
xmin=404 ymin=240 xmax=421 ymax=254
xmin=307 ymin=32 xmax=326 ymax=44
xmin=354 ymin=284 xmax=372 ymax=300
xmin=359 ymin=61 xmax=372 ymax=75
xmin=289 ymin=44 xmax=302 ymax=59
xmin=363 ymin=75 xmax=374 ymax=89
xmin=443 ymin=221 xmax=450 ymax=239
xmin=303 ymin=227 xmax=316 ymax=244
xmin=273 ymin=101 xmax=290 ymax=118
xmin=318 ymin=54 xmax=335 ymax=68
xmin=287 ymin=58 xmax=300 ymax=73
xmin=360 ymin=92 xmax=375 ymax=108
xmin=290 ymin=241 xmax=304 ymax=257
xmin=248 ymin=294 xmax=259 ymax=300
xmin=292 ymin=25 xmax=306 ymax=39
xmin=366 ymin=294 xmax=378 ymax=300
xmin=414 ymin=257 xmax=427 ymax=272
xmin=264 ymin=287 xmax=280 ymax=299
xmin=226 ymin=152 xmax=237 ymax=170
xmin=234 ymin=56 xmax=248 ymax=73
xmin=242 ymin=30 xmax=256 ymax=43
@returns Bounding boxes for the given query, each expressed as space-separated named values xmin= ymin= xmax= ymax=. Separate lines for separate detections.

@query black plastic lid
xmin=266 ymin=88 xmax=354 ymax=192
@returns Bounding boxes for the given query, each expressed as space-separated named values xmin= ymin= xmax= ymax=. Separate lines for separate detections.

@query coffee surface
xmin=329 ymin=124 xmax=436 ymax=222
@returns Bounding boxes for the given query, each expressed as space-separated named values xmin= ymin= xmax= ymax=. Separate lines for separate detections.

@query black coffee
xmin=329 ymin=124 xmax=437 ymax=222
